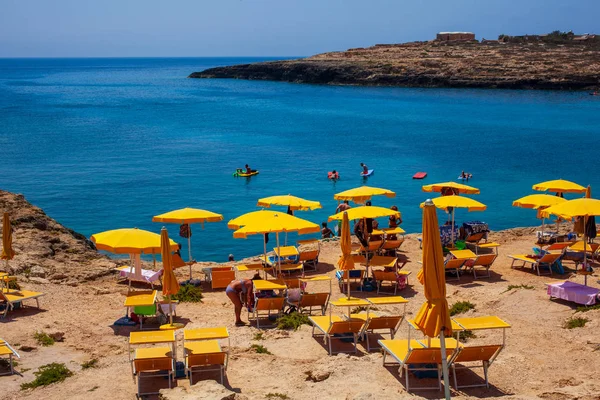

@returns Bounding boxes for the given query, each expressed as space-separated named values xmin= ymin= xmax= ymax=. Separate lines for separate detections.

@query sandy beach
xmin=2 ymin=224 xmax=600 ymax=400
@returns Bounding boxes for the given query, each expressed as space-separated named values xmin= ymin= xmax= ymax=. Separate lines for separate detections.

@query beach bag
xmin=287 ymin=288 xmax=302 ymax=302
xmin=179 ymin=223 xmax=192 ymax=238
xmin=396 ymin=275 xmax=407 ymax=289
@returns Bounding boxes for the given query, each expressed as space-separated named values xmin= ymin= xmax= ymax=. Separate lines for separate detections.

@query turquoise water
xmin=1 ymin=57 xmax=599 ymax=261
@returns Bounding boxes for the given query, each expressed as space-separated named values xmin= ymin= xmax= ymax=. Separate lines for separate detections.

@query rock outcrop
xmin=0 ymin=190 xmax=117 ymax=283
xmin=190 ymin=41 xmax=600 ymax=90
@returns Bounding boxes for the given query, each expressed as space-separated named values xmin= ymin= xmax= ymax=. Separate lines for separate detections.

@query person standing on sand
xmin=225 ymin=274 xmax=260 ymax=326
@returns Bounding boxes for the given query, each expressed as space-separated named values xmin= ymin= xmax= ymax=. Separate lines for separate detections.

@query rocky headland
xmin=191 ymin=39 xmax=600 ymax=90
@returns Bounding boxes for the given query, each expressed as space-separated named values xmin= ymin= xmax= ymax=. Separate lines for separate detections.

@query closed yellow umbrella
xmin=533 ymin=179 xmax=586 ymax=194
xmin=422 ymin=182 xmax=480 ymax=195
xmin=334 ymin=186 xmax=395 ymax=204
xmin=1 ymin=213 xmax=15 ymax=271
xmin=414 ymin=199 xmax=452 ymax=399
xmin=161 ymin=227 xmax=180 ymax=327
xmin=337 ymin=211 xmax=355 ymax=299
xmin=230 ymin=211 xmax=320 ymax=276
xmin=513 ymin=194 xmax=567 ymax=238
xmin=421 ymin=196 xmax=487 ymax=244
xmin=257 ymin=195 xmax=322 ymax=211
xmin=542 ymin=198 xmax=600 ymax=285
xmin=328 ymin=206 xmax=400 ymax=222
xmin=153 ymin=207 xmax=223 ymax=279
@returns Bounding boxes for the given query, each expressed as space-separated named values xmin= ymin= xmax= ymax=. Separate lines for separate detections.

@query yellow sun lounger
xmin=184 ymin=340 xmax=227 ymax=385
xmin=450 ymin=315 xmax=510 ymax=389
xmin=444 ymin=258 xmax=466 ymax=282
xmin=0 ymin=288 xmax=45 ymax=318
xmin=350 ymin=312 xmax=403 ymax=352
xmin=372 ymin=270 xmax=411 ymax=295
xmin=508 ymin=253 xmax=561 ymax=276
xmin=132 ymin=346 xmax=174 ymax=397
xmin=468 ymin=253 xmax=497 ymax=279
xmin=0 ymin=339 xmax=20 ymax=376
xmin=309 ymin=315 xmax=364 ymax=355
xmin=248 ymin=293 xmax=286 ymax=329
xmin=379 ymin=339 xmax=458 ymax=392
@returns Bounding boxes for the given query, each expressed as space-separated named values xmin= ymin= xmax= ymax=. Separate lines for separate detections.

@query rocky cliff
xmin=0 ymin=190 xmax=117 ymax=284
xmin=190 ymin=41 xmax=600 ymax=90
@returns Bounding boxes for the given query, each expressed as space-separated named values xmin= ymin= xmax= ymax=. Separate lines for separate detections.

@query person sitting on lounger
xmin=226 ymin=274 xmax=260 ymax=326
xmin=321 ymin=222 xmax=334 ymax=238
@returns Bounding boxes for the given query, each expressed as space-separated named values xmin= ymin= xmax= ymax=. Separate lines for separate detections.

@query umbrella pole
xmin=583 ymin=217 xmax=588 ymax=286
xmin=276 ymin=232 xmax=281 ymax=278
xmin=451 ymin=209 xmax=455 ymax=246
xmin=440 ymin=329 xmax=452 ymax=400
xmin=263 ymin=235 xmax=268 ymax=279
xmin=188 ymin=235 xmax=193 ymax=280
xmin=168 ymin=295 xmax=173 ymax=325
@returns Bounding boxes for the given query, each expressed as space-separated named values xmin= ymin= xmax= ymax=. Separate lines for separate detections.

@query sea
xmin=1 ymin=57 xmax=599 ymax=262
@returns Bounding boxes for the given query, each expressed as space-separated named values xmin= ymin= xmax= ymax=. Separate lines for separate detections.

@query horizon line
xmin=0 ymin=55 xmax=305 ymax=60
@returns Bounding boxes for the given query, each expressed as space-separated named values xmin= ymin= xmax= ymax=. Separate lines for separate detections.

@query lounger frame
xmin=132 ymin=357 xmax=174 ymax=398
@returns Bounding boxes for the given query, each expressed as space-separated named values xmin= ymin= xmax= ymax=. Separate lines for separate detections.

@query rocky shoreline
xmin=190 ymin=41 xmax=600 ymax=90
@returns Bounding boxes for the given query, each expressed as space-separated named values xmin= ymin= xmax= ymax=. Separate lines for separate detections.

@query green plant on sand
xmin=171 ymin=284 xmax=203 ymax=303
xmin=250 ymin=344 xmax=272 ymax=354
xmin=575 ymin=304 xmax=600 ymax=313
xmin=265 ymin=393 xmax=290 ymax=399
xmin=253 ymin=332 xmax=265 ymax=341
xmin=276 ymin=312 xmax=310 ymax=330
xmin=502 ymin=284 xmax=534 ymax=293
xmin=33 ymin=332 xmax=55 ymax=347
xmin=21 ymin=363 xmax=73 ymax=390
xmin=563 ymin=316 xmax=589 ymax=329
xmin=81 ymin=358 xmax=99 ymax=369
xmin=449 ymin=301 xmax=475 ymax=316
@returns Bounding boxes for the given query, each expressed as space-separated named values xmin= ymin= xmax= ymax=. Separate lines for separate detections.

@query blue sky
xmin=0 ymin=0 xmax=598 ymax=57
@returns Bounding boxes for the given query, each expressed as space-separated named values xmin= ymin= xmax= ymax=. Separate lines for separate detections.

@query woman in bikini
xmin=225 ymin=274 xmax=260 ymax=326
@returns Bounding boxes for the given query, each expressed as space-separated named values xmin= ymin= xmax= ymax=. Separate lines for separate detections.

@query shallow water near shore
xmin=1 ymin=57 xmax=599 ymax=261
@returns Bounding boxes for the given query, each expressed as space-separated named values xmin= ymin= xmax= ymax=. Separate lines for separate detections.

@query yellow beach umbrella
xmin=542 ymin=198 xmax=600 ymax=285
xmin=161 ymin=227 xmax=180 ymax=327
xmin=1 ymin=213 xmax=15 ymax=272
xmin=337 ymin=211 xmax=355 ymax=299
xmin=513 ymin=194 xmax=567 ymax=238
xmin=422 ymin=181 xmax=480 ymax=195
xmin=334 ymin=186 xmax=395 ymax=204
xmin=421 ymin=196 xmax=487 ymax=244
xmin=153 ymin=207 xmax=223 ymax=279
xmin=257 ymin=195 xmax=322 ymax=211
xmin=414 ymin=199 xmax=452 ymax=399
xmin=533 ymin=179 xmax=586 ymax=194
xmin=90 ymin=228 xmax=178 ymax=254
xmin=328 ymin=206 xmax=400 ymax=222
xmin=230 ymin=211 xmax=319 ymax=276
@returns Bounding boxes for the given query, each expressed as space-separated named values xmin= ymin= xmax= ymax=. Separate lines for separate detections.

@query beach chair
xmin=467 ymin=253 xmax=497 ymax=279
xmin=184 ymin=340 xmax=227 ymax=385
xmin=450 ymin=344 xmax=503 ymax=389
xmin=379 ymin=339 xmax=456 ymax=391
xmin=211 ymin=267 xmax=236 ymax=290
xmin=336 ymin=269 xmax=365 ymax=292
xmin=249 ymin=297 xmax=285 ymax=328
xmin=464 ymin=232 xmax=486 ymax=247
xmin=379 ymin=238 xmax=405 ymax=257
xmin=444 ymin=258 xmax=466 ymax=282
xmin=0 ymin=339 xmax=20 ymax=376
xmin=372 ymin=270 xmax=411 ymax=295
xmin=298 ymin=249 xmax=320 ymax=271
xmin=350 ymin=312 xmax=403 ymax=352
xmin=508 ymin=253 xmax=561 ymax=276
xmin=288 ymin=292 xmax=330 ymax=315
xmin=0 ymin=289 xmax=45 ymax=318
xmin=116 ymin=266 xmax=163 ymax=288
xmin=309 ymin=315 xmax=364 ymax=355
xmin=132 ymin=347 xmax=174 ymax=397
xmin=359 ymin=240 xmax=384 ymax=256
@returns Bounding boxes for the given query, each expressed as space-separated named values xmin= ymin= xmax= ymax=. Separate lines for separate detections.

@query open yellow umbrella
xmin=542 ymin=198 xmax=600 ymax=285
xmin=328 ymin=206 xmax=400 ymax=222
xmin=422 ymin=182 xmax=480 ymax=195
xmin=153 ymin=207 xmax=223 ymax=279
xmin=533 ymin=179 xmax=586 ymax=194
xmin=513 ymin=194 xmax=567 ymax=238
xmin=421 ymin=196 xmax=487 ymax=244
xmin=257 ymin=195 xmax=322 ymax=211
xmin=230 ymin=211 xmax=320 ymax=276
xmin=414 ymin=199 xmax=452 ymax=399
xmin=337 ymin=212 xmax=355 ymax=299
xmin=334 ymin=186 xmax=395 ymax=204
xmin=1 ymin=213 xmax=15 ymax=272
xmin=91 ymin=228 xmax=177 ymax=290
xmin=161 ymin=227 xmax=180 ymax=327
